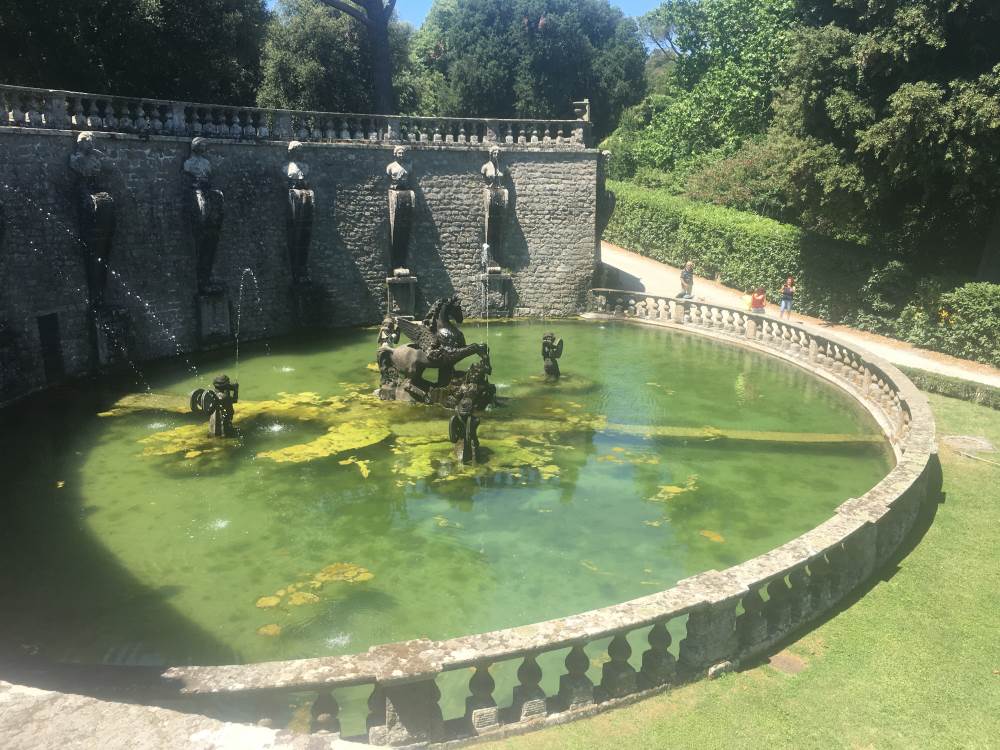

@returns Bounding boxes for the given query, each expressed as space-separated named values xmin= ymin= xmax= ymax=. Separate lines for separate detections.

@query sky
xmin=265 ymin=1 xmax=661 ymax=26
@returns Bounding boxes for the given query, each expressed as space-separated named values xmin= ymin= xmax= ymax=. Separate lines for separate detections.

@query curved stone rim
xmin=1 ymin=293 xmax=937 ymax=746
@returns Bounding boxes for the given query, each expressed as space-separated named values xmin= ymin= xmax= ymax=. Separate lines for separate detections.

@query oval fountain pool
xmin=0 ymin=320 xmax=892 ymax=666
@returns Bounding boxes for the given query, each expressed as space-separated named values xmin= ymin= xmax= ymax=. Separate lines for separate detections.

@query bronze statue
xmin=542 ymin=332 xmax=563 ymax=380
xmin=70 ymin=131 xmax=116 ymax=310
xmin=183 ymin=137 xmax=225 ymax=293
xmin=190 ymin=374 xmax=240 ymax=437
xmin=376 ymin=296 xmax=493 ymax=407
xmin=285 ymin=141 xmax=314 ymax=284
xmin=386 ymin=145 xmax=414 ymax=273
xmin=449 ymin=396 xmax=480 ymax=464
xmin=481 ymin=146 xmax=508 ymax=268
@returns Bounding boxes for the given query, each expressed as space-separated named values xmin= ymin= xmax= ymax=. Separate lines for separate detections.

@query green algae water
xmin=0 ymin=320 xmax=891 ymax=667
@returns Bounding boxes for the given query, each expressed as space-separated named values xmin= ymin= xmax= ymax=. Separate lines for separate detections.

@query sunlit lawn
xmin=486 ymin=393 xmax=1000 ymax=750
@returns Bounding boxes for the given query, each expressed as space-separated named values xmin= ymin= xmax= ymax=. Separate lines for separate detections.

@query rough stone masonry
xmin=0 ymin=128 xmax=600 ymax=401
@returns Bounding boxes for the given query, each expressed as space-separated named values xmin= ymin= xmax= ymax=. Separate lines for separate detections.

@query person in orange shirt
xmin=751 ymin=286 xmax=767 ymax=314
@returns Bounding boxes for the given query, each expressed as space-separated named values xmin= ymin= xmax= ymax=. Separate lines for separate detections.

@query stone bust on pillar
xmin=386 ymin=145 xmax=415 ymax=275
xmin=183 ymin=137 xmax=225 ymax=294
xmin=285 ymin=140 xmax=315 ymax=285
xmin=480 ymin=146 xmax=509 ymax=270
xmin=69 ymin=131 xmax=116 ymax=310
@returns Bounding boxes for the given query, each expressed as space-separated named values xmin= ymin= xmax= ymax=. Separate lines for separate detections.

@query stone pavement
xmin=0 ymin=681 xmax=371 ymax=750
xmin=601 ymin=241 xmax=1000 ymax=389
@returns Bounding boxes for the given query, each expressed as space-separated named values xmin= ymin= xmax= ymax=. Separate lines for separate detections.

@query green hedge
xmin=603 ymin=181 xmax=1000 ymax=368
xmin=898 ymin=366 xmax=1000 ymax=410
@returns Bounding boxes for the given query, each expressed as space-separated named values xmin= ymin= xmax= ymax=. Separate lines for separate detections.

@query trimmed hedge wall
xmin=603 ymin=181 xmax=1000 ymax=368
xmin=899 ymin=366 xmax=1000 ymax=411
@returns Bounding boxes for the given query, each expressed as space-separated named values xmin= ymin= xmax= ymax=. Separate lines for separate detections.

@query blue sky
xmin=266 ymin=1 xmax=661 ymax=26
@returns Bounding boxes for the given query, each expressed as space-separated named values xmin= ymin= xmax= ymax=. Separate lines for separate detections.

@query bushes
xmin=604 ymin=180 xmax=868 ymax=319
xmin=603 ymin=181 xmax=1000 ymax=368
xmin=898 ymin=366 xmax=1000 ymax=410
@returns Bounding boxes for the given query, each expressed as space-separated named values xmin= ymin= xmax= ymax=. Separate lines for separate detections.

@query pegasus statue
xmin=377 ymin=295 xmax=489 ymax=400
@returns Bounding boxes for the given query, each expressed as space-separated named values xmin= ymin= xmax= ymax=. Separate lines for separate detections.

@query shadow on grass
xmin=739 ymin=451 xmax=945 ymax=672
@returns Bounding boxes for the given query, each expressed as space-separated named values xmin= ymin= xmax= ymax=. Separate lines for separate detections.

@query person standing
xmin=751 ymin=286 xmax=767 ymax=314
xmin=679 ymin=261 xmax=694 ymax=299
xmin=780 ymin=275 xmax=795 ymax=320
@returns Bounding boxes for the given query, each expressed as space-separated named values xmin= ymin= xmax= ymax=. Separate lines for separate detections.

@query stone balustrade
xmin=0 ymin=84 xmax=590 ymax=148
xmin=3 ymin=290 xmax=936 ymax=746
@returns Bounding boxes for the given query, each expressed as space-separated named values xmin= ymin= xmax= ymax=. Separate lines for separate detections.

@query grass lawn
xmin=485 ymin=394 xmax=1000 ymax=750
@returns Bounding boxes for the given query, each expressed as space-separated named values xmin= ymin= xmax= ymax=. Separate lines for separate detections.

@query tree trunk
xmin=368 ymin=2 xmax=394 ymax=115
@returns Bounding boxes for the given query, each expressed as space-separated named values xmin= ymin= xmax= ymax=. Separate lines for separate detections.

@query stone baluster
xmin=517 ymin=123 xmax=527 ymax=144
xmin=367 ymin=679 xmax=445 ymax=746
xmin=432 ymin=120 xmax=443 ymax=143
xmin=557 ymin=644 xmax=594 ymax=711
xmin=825 ymin=544 xmax=850 ymax=602
xmin=465 ymin=664 xmax=499 ymax=733
xmin=258 ymin=111 xmax=271 ymax=139
xmin=23 ymin=92 xmax=43 ymax=127
xmin=485 ymin=119 xmax=498 ymax=143
xmin=191 ymin=106 xmax=206 ymax=136
xmin=787 ymin=566 xmax=813 ymax=626
xmin=635 ymin=299 xmax=647 ymax=318
xmin=765 ymin=577 xmax=793 ymax=639
xmin=543 ymin=124 xmax=554 ymax=143
xmin=638 ymin=621 xmax=676 ymax=689
xmin=737 ymin=587 xmax=768 ymax=651
xmin=168 ymin=103 xmax=185 ymax=135
xmin=67 ymin=96 xmax=85 ymax=128
xmin=531 ymin=125 xmax=541 ymax=144
xmin=46 ymin=92 xmax=68 ymax=129
xmin=457 ymin=123 xmax=467 ymax=143
xmin=808 ymin=335 xmax=819 ymax=363
xmin=337 ymin=117 xmax=351 ymax=141
xmin=689 ymin=304 xmax=701 ymax=326
xmin=672 ymin=299 xmax=685 ymax=323
xmin=596 ymin=633 xmax=637 ymax=702
xmin=151 ymin=102 xmax=166 ymax=132
xmin=211 ymin=107 xmax=225 ymax=136
xmin=679 ymin=595 xmax=740 ymax=676
xmin=509 ymin=655 xmax=547 ymax=723
xmin=808 ymin=555 xmax=834 ymax=613
xmin=657 ymin=298 xmax=669 ymax=320
xmin=238 ymin=110 xmax=253 ymax=138
xmin=469 ymin=121 xmax=480 ymax=144
xmin=789 ymin=329 xmax=802 ymax=356
xmin=310 ymin=691 xmax=340 ymax=733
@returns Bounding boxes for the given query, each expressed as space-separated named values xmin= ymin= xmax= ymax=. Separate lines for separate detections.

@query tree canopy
xmin=0 ymin=0 xmax=268 ymax=104
xmin=602 ymin=0 xmax=795 ymax=177
xmin=408 ymin=0 xmax=647 ymax=139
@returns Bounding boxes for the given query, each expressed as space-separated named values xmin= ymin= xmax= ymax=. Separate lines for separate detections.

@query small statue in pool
xmin=449 ymin=396 xmax=480 ymax=464
xmin=190 ymin=374 xmax=240 ymax=437
xmin=541 ymin=332 xmax=563 ymax=380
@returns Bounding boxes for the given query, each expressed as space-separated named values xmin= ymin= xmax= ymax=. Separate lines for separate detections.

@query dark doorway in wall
xmin=36 ymin=313 xmax=65 ymax=383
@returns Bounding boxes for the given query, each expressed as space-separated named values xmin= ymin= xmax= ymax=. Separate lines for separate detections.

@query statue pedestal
xmin=93 ymin=305 xmax=130 ymax=368
xmin=388 ymin=189 xmax=415 ymax=271
xmin=196 ymin=289 xmax=232 ymax=347
xmin=478 ymin=271 xmax=513 ymax=317
xmin=290 ymin=280 xmax=323 ymax=329
xmin=386 ymin=275 xmax=418 ymax=318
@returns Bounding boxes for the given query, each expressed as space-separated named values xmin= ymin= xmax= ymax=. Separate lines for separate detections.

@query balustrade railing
xmin=0 ymin=84 xmax=591 ymax=148
xmin=5 ymin=288 xmax=934 ymax=746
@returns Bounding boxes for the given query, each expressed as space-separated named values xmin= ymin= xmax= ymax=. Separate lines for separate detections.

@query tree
xmin=410 ymin=0 xmax=647 ymax=140
xmin=769 ymin=0 xmax=1000 ymax=278
xmin=316 ymin=0 xmax=397 ymax=114
xmin=0 ymin=1 xmax=268 ymax=104
xmin=601 ymin=0 xmax=795 ymax=177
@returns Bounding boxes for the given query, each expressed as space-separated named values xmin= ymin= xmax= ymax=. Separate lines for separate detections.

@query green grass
xmin=485 ymin=393 xmax=1000 ymax=750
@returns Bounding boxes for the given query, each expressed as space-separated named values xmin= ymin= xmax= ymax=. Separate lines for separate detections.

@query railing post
xmin=638 ymin=621 xmax=676 ymax=689
xmin=47 ymin=92 xmax=68 ymax=129
xmin=366 ymin=639 xmax=445 ymax=746
xmin=509 ymin=654 xmax=547 ymax=722
xmin=557 ymin=644 xmax=594 ymax=711
xmin=596 ymin=633 xmax=637 ymax=701
xmin=464 ymin=663 xmax=499 ymax=734
xmin=678 ymin=573 xmax=743 ymax=676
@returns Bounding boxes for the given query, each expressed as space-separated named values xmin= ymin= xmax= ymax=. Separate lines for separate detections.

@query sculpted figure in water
xmin=190 ymin=374 xmax=240 ymax=437
xmin=542 ymin=332 xmax=563 ymax=380
xmin=449 ymin=396 xmax=480 ymax=464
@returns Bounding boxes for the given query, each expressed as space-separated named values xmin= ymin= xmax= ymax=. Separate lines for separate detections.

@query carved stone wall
xmin=0 ymin=129 xmax=599 ymax=400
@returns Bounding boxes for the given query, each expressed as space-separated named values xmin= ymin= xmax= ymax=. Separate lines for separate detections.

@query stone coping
xmin=0 ymin=296 xmax=937 ymax=746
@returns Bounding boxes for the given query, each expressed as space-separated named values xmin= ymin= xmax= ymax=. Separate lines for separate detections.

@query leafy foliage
xmin=408 ymin=0 xmax=647 ymax=139
xmin=0 ymin=0 xmax=268 ymax=104
xmin=601 ymin=0 xmax=795 ymax=177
